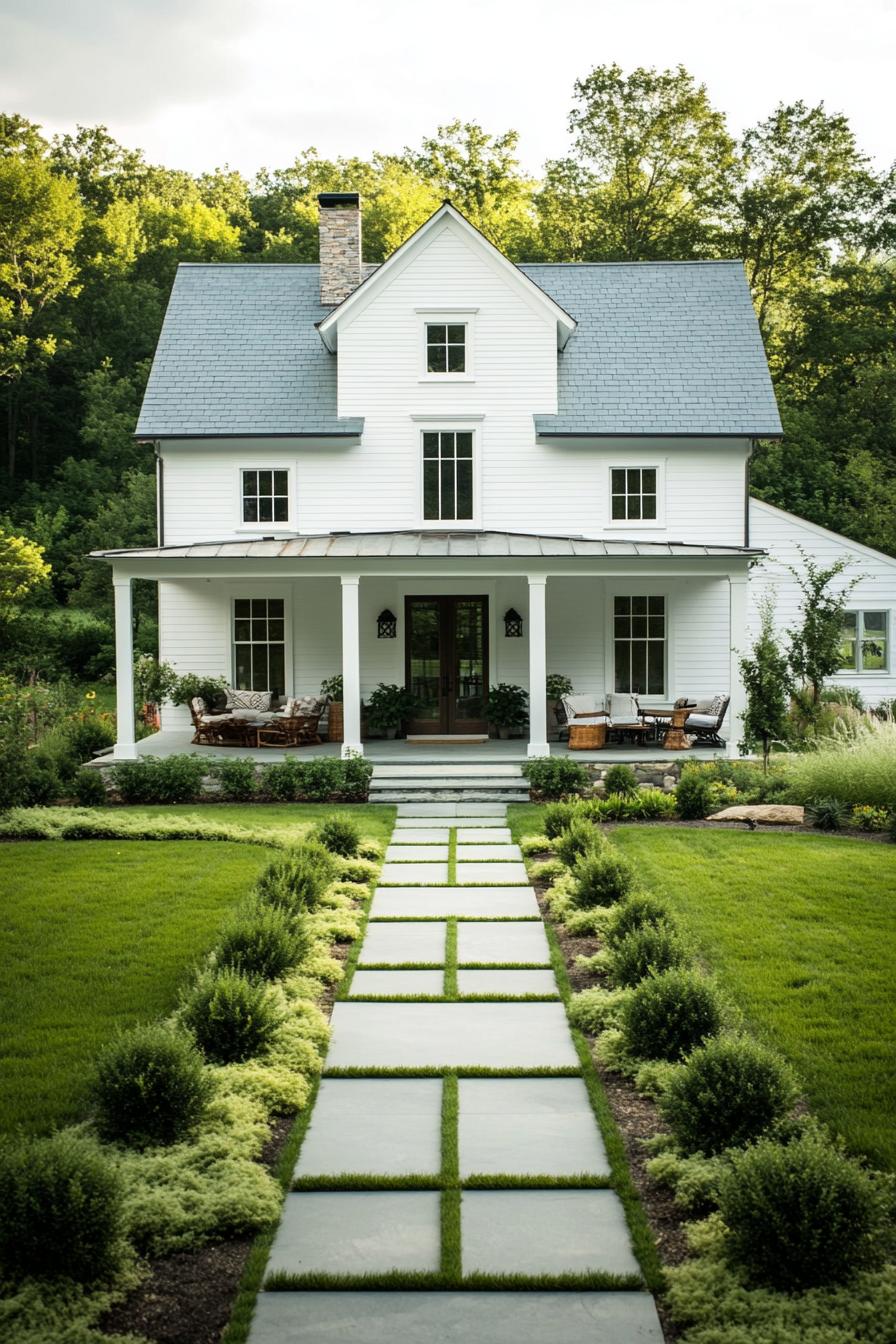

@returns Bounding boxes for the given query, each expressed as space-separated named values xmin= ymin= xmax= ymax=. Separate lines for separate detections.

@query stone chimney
xmin=318 ymin=192 xmax=362 ymax=305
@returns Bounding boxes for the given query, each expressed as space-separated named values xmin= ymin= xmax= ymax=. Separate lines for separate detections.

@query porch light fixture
xmin=377 ymin=608 xmax=397 ymax=639
xmin=503 ymin=607 xmax=523 ymax=638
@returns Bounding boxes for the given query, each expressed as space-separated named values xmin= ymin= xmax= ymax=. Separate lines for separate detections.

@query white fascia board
xmin=316 ymin=204 xmax=577 ymax=352
xmin=750 ymin=497 xmax=896 ymax=570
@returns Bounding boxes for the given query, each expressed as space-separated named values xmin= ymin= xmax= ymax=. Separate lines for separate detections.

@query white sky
xmin=2 ymin=0 xmax=894 ymax=176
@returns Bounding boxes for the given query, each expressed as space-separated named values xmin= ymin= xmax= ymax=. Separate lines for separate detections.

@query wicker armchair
xmin=257 ymin=697 xmax=325 ymax=748
xmin=189 ymin=696 xmax=250 ymax=746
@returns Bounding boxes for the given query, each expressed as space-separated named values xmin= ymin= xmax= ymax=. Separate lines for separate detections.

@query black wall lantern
xmin=377 ymin=608 xmax=397 ymax=639
xmin=503 ymin=607 xmax=523 ymax=638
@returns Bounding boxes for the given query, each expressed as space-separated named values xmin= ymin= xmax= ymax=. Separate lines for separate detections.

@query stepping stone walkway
xmin=248 ymin=804 xmax=663 ymax=1344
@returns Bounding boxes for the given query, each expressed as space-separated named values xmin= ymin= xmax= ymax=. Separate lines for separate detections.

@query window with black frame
xmin=241 ymin=469 xmax=289 ymax=524
xmin=233 ymin=598 xmax=285 ymax=694
xmin=422 ymin=431 xmax=473 ymax=521
xmin=614 ymin=595 xmax=665 ymax=695
xmin=426 ymin=323 xmax=466 ymax=373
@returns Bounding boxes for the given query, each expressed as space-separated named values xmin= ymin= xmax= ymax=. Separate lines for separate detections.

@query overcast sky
xmin=2 ymin=0 xmax=894 ymax=176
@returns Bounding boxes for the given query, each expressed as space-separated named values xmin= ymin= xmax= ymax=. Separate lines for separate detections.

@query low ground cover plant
xmin=92 ymin=1023 xmax=212 ymax=1148
xmin=660 ymin=1035 xmax=796 ymax=1155
xmin=0 ymin=1130 xmax=125 ymax=1283
xmin=622 ymin=969 xmax=723 ymax=1061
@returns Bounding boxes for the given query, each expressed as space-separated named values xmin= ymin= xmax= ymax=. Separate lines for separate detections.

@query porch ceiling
xmin=92 ymin=529 xmax=763 ymax=562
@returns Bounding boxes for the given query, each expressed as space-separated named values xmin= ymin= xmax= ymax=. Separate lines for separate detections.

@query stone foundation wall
xmin=585 ymin=761 xmax=684 ymax=794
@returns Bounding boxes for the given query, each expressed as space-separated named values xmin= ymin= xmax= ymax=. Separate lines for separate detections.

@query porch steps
xmin=369 ymin=761 xmax=530 ymax=804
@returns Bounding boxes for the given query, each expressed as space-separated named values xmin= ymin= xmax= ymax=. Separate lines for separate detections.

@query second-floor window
xmin=426 ymin=323 xmax=466 ymax=373
xmin=423 ymin=430 xmax=473 ymax=521
xmin=242 ymin=469 xmax=289 ymax=524
xmin=838 ymin=610 xmax=889 ymax=673
xmin=611 ymin=467 xmax=658 ymax=521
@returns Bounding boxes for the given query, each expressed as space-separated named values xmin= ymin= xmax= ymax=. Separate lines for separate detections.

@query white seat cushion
xmin=607 ymin=693 xmax=640 ymax=721
xmin=685 ymin=713 xmax=718 ymax=729
xmin=568 ymin=716 xmax=606 ymax=727
xmin=562 ymin=693 xmax=601 ymax=719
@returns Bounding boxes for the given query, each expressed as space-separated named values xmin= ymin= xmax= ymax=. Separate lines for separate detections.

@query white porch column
xmin=527 ymin=575 xmax=549 ymax=757
xmin=113 ymin=575 xmax=137 ymax=760
xmin=340 ymin=574 xmax=363 ymax=758
xmin=728 ymin=573 xmax=749 ymax=759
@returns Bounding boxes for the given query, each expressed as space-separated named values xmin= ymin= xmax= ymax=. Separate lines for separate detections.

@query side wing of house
xmin=748 ymin=498 xmax=896 ymax=707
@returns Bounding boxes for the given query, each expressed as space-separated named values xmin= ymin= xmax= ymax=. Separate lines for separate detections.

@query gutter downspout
xmin=744 ymin=443 xmax=752 ymax=548
xmin=155 ymin=442 xmax=164 ymax=546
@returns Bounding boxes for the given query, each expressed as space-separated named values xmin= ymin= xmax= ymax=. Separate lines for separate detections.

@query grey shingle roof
xmin=135 ymin=265 xmax=363 ymax=438
xmin=93 ymin=530 xmax=762 ymax=561
xmin=135 ymin=258 xmax=781 ymax=439
xmin=521 ymin=261 xmax=782 ymax=437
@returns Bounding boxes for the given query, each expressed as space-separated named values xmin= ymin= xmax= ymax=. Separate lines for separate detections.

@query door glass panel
xmin=453 ymin=600 xmax=485 ymax=723
xmin=408 ymin=601 xmax=441 ymax=724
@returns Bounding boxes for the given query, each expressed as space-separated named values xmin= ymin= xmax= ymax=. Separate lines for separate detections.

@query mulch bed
xmin=101 ymin=945 xmax=351 ymax=1344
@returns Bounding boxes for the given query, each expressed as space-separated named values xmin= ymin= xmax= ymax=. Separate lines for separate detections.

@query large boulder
xmin=707 ymin=804 xmax=804 ymax=826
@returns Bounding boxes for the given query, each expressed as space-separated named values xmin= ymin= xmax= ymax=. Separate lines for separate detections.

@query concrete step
xmin=370 ymin=776 xmax=528 ymax=791
xmin=373 ymin=790 xmax=527 ymax=803
xmin=373 ymin=763 xmax=524 ymax=779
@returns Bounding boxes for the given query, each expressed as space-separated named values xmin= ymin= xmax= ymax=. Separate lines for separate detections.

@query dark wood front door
xmin=405 ymin=596 xmax=489 ymax=735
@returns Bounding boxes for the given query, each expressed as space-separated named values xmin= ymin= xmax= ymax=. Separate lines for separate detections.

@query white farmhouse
xmin=94 ymin=194 xmax=896 ymax=763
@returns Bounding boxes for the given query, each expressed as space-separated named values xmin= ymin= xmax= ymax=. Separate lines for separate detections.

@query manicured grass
xmin=0 ymin=839 xmax=271 ymax=1132
xmin=87 ymin=802 xmax=395 ymax=847
xmin=508 ymin=807 xmax=896 ymax=1170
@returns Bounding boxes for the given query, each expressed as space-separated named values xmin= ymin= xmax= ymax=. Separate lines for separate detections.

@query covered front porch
xmin=96 ymin=530 xmax=757 ymax=764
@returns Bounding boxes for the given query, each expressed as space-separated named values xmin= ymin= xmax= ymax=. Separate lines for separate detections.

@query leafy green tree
xmin=739 ymin=592 xmax=792 ymax=769
xmin=0 ymin=527 xmax=50 ymax=614
xmin=787 ymin=548 xmax=860 ymax=706
xmin=553 ymin=63 xmax=736 ymax=260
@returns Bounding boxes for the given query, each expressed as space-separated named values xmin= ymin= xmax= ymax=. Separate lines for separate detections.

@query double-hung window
xmin=426 ymin=323 xmax=466 ymax=373
xmin=614 ymin=596 xmax=665 ymax=695
xmin=233 ymin=598 xmax=286 ymax=695
xmin=838 ymin=610 xmax=889 ymax=673
xmin=611 ymin=467 xmax=658 ymax=521
xmin=422 ymin=430 xmax=474 ymax=521
xmin=241 ymin=469 xmax=289 ymax=525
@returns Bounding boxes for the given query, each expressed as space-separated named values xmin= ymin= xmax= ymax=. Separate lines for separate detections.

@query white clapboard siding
xmin=748 ymin=499 xmax=896 ymax=705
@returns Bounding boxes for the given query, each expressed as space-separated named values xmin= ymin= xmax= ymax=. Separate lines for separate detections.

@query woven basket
xmin=326 ymin=701 xmax=344 ymax=743
xmin=568 ymin=721 xmax=606 ymax=750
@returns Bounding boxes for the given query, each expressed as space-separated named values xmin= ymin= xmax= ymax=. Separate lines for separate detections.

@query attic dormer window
xmin=426 ymin=323 xmax=466 ymax=373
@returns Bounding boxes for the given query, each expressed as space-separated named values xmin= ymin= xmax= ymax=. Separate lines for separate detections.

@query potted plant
xmin=320 ymin=675 xmax=344 ymax=743
xmin=169 ymin=673 xmax=230 ymax=712
xmin=365 ymin=683 xmax=420 ymax=739
xmin=488 ymin=683 xmax=529 ymax=739
xmin=546 ymin=673 xmax=574 ymax=741
xmin=133 ymin=655 xmax=179 ymax=729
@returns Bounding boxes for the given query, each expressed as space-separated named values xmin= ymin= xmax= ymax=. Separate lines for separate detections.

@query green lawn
xmin=508 ymin=807 xmax=896 ymax=1171
xmin=0 ymin=839 xmax=271 ymax=1133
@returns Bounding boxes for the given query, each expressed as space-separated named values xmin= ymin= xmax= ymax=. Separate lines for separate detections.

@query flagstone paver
xmin=461 ymin=1190 xmax=640 ymax=1277
xmin=248 ymin=799 xmax=662 ymax=1344
xmin=295 ymin=1080 xmax=442 ymax=1178
xmin=455 ymin=861 xmax=529 ymax=885
xmin=358 ymin=921 xmax=446 ymax=965
xmin=267 ymin=1191 xmax=441 ymax=1276
xmin=457 ymin=969 xmax=558 ymax=996
xmin=458 ymin=1078 xmax=610 ymax=1178
xmin=384 ymin=843 xmax=450 ymax=861
xmin=457 ymin=920 xmax=551 ymax=964
xmin=349 ymin=970 xmax=445 ymax=997
xmin=369 ymin=885 xmax=539 ymax=918
xmin=325 ymin=1002 xmax=579 ymax=1070
xmin=248 ymin=1290 xmax=664 ymax=1343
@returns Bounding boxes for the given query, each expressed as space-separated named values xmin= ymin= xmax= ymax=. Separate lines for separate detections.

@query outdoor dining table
xmin=640 ymin=703 xmax=696 ymax=751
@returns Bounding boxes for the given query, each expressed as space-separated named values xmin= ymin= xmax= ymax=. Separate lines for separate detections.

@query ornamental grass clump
xmin=660 ymin=1035 xmax=796 ymax=1155
xmin=718 ymin=1133 xmax=887 ymax=1289
xmin=0 ymin=1130 xmax=124 ymax=1283
xmin=311 ymin=812 xmax=361 ymax=857
xmin=92 ymin=1022 xmax=213 ymax=1148
xmin=254 ymin=842 xmax=335 ymax=915
xmin=216 ymin=900 xmax=310 ymax=981
xmin=607 ymin=922 xmax=688 ymax=987
xmin=785 ymin=716 xmax=896 ymax=812
xmin=604 ymin=893 xmax=674 ymax=947
xmin=556 ymin=816 xmax=603 ymax=868
xmin=622 ymin=969 xmax=723 ymax=1061
xmin=570 ymin=846 xmax=635 ymax=908
xmin=179 ymin=970 xmax=283 ymax=1064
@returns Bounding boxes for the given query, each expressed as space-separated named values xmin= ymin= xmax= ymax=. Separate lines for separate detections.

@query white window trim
xmin=413 ymin=419 xmax=483 ymax=530
xmin=234 ymin=464 xmax=295 ymax=534
xmin=417 ymin=308 xmax=477 ymax=382
xmin=230 ymin=591 xmax=292 ymax=698
xmin=605 ymin=461 xmax=666 ymax=530
xmin=835 ymin=607 xmax=890 ymax=677
xmin=603 ymin=586 xmax=672 ymax=702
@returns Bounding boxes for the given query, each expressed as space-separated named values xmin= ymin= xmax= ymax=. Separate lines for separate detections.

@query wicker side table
xmin=568 ymin=720 xmax=607 ymax=750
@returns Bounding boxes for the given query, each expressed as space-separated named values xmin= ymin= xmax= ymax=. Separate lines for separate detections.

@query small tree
xmin=739 ymin=593 xmax=792 ymax=770
xmin=787 ymin=548 xmax=860 ymax=707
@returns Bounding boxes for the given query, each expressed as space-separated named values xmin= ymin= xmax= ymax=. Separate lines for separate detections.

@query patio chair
xmin=557 ymin=693 xmax=646 ymax=745
xmin=650 ymin=694 xmax=730 ymax=747
xmin=257 ymin=696 xmax=325 ymax=748
xmin=189 ymin=696 xmax=250 ymax=747
xmin=603 ymin=693 xmax=648 ymax=745
xmin=556 ymin=693 xmax=608 ymax=738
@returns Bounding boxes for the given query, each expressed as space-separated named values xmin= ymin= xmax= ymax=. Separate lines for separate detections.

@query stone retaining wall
xmin=586 ymin=761 xmax=684 ymax=794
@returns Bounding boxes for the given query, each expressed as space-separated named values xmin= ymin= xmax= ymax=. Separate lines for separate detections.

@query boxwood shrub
xmin=604 ymin=893 xmax=673 ymax=947
xmin=718 ymin=1133 xmax=887 ymax=1289
xmin=312 ymin=812 xmax=361 ymax=857
xmin=111 ymin=755 xmax=207 ymax=804
xmin=622 ymin=968 xmax=723 ymax=1061
xmin=603 ymin=763 xmax=638 ymax=797
xmin=522 ymin=756 xmax=589 ymax=800
xmin=660 ymin=1035 xmax=796 ymax=1155
xmin=556 ymin=817 xmax=602 ymax=867
xmin=570 ymin=847 xmax=635 ymax=908
xmin=92 ymin=1023 xmax=212 ymax=1148
xmin=675 ymin=765 xmax=713 ymax=819
xmin=179 ymin=970 xmax=283 ymax=1063
xmin=607 ymin=922 xmax=688 ymax=987
xmin=0 ymin=1130 xmax=124 ymax=1283
xmin=212 ymin=757 xmax=259 ymax=801
xmin=543 ymin=800 xmax=587 ymax=839
xmin=216 ymin=901 xmax=310 ymax=981
xmin=71 ymin=766 xmax=107 ymax=806
xmin=254 ymin=842 xmax=336 ymax=915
